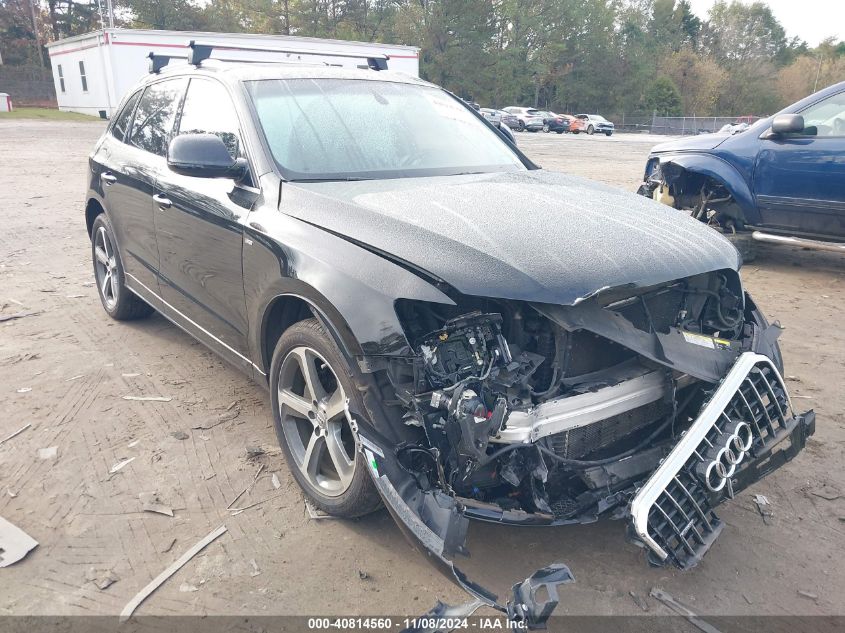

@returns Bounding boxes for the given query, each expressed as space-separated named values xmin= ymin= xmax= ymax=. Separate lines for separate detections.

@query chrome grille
xmin=631 ymin=353 xmax=791 ymax=568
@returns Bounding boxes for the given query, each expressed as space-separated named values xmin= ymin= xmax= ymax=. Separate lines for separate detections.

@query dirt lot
xmin=1 ymin=120 xmax=844 ymax=622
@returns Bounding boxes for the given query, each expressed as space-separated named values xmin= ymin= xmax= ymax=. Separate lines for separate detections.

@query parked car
xmin=498 ymin=109 xmax=521 ymax=130
xmin=541 ymin=112 xmax=571 ymax=133
xmin=85 ymin=46 xmax=814 ymax=627
xmin=503 ymin=106 xmax=545 ymax=131
xmin=638 ymin=81 xmax=845 ymax=260
xmin=571 ymin=113 xmax=614 ymax=136
xmin=480 ymin=107 xmax=502 ymax=126
xmin=478 ymin=108 xmax=516 ymax=144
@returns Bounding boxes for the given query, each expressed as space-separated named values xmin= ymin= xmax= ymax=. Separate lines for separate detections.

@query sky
xmin=687 ymin=0 xmax=845 ymax=47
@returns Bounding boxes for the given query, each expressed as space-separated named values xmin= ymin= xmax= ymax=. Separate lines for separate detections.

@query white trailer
xmin=45 ymin=28 xmax=420 ymax=117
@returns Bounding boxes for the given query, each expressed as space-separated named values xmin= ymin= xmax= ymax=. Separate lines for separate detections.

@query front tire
xmin=587 ymin=125 xmax=595 ymax=135
xmin=605 ymin=131 xmax=613 ymax=137
xmin=542 ymin=124 xmax=550 ymax=133
xmin=90 ymin=214 xmax=154 ymax=321
xmin=517 ymin=120 xmax=525 ymax=132
xmin=270 ymin=318 xmax=381 ymax=518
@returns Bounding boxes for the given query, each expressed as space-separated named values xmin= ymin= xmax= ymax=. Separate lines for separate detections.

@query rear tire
xmin=90 ymin=214 xmax=154 ymax=321
xmin=517 ymin=120 xmax=525 ymax=132
xmin=543 ymin=124 xmax=550 ymax=133
xmin=270 ymin=318 xmax=381 ymax=518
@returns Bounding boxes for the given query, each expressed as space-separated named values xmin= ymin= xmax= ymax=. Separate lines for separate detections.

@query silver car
xmin=503 ymin=106 xmax=545 ymax=132
xmin=479 ymin=108 xmax=502 ymax=126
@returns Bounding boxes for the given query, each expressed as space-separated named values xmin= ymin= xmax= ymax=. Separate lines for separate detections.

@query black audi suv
xmin=85 ymin=44 xmax=815 ymax=627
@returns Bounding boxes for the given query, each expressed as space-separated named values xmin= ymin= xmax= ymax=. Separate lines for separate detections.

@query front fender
xmin=243 ymin=203 xmax=454 ymax=369
xmin=655 ymin=153 xmax=761 ymax=225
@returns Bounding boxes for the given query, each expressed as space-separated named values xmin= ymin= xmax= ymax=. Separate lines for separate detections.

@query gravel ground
xmin=1 ymin=120 xmax=843 ymax=622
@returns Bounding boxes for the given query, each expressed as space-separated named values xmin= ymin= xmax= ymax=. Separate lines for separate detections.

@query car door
xmin=95 ymin=82 xmax=184 ymax=291
xmin=154 ymin=77 xmax=257 ymax=372
xmin=753 ymin=89 xmax=845 ymax=238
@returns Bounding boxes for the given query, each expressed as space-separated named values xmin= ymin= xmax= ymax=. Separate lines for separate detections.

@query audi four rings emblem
xmin=701 ymin=421 xmax=754 ymax=492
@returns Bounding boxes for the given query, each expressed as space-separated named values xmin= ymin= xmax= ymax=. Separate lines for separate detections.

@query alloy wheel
xmin=277 ymin=346 xmax=356 ymax=497
xmin=94 ymin=226 xmax=119 ymax=310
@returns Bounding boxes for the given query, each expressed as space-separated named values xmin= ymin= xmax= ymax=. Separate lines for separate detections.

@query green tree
xmin=0 ymin=0 xmax=44 ymax=64
xmin=644 ymin=75 xmax=682 ymax=115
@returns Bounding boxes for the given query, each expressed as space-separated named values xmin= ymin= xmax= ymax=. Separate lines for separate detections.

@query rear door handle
xmin=153 ymin=193 xmax=172 ymax=210
xmin=101 ymin=172 xmax=117 ymax=185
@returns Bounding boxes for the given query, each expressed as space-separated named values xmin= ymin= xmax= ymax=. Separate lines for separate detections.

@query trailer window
xmin=79 ymin=61 xmax=88 ymax=92
xmin=57 ymin=65 xmax=65 ymax=93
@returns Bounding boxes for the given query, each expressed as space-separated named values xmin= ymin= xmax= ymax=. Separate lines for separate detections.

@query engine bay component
xmin=377 ymin=271 xmax=811 ymax=618
xmin=419 ymin=312 xmax=511 ymax=387
xmin=494 ymin=365 xmax=670 ymax=443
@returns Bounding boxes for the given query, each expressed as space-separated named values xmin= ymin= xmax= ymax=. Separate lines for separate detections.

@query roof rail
xmin=187 ymin=39 xmax=389 ymax=71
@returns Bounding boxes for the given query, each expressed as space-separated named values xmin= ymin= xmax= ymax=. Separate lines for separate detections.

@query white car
xmin=479 ymin=108 xmax=502 ymax=126
xmin=503 ymin=106 xmax=545 ymax=132
xmin=572 ymin=114 xmax=615 ymax=136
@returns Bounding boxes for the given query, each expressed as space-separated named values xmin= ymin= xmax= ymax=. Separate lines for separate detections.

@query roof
xmin=45 ymin=28 xmax=419 ymax=53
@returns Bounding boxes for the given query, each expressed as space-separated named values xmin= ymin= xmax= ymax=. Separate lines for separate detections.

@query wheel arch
xmin=258 ymin=290 xmax=364 ymax=380
xmin=85 ymin=197 xmax=107 ymax=238
xmin=659 ymin=154 xmax=760 ymax=224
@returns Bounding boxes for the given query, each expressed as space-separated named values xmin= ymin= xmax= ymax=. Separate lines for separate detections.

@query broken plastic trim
xmin=352 ymin=404 xmax=574 ymax=631
xmin=401 ymin=565 xmax=575 ymax=633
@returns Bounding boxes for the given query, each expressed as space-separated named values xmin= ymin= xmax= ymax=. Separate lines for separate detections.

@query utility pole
xmin=28 ymin=0 xmax=45 ymax=68
xmin=813 ymin=54 xmax=823 ymax=93
xmin=105 ymin=0 xmax=115 ymax=28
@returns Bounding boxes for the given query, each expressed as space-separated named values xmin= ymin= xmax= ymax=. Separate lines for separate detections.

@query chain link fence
xmin=0 ymin=65 xmax=57 ymax=107
xmin=605 ymin=113 xmax=764 ymax=135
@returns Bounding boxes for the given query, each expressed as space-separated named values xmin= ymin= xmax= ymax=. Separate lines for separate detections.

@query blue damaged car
xmin=639 ymin=81 xmax=845 ymax=260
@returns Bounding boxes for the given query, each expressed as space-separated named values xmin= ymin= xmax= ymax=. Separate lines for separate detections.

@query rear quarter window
xmin=110 ymin=90 xmax=141 ymax=143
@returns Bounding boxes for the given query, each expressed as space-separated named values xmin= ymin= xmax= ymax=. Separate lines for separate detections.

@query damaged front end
xmin=354 ymin=268 xmax=814 ymax=626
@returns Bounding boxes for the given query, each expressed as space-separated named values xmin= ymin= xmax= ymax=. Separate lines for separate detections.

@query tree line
xmin=2 ymin=0 xmax=844 ymax=116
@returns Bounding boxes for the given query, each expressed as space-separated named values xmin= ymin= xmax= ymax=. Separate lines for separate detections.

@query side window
xmin=79 ymin=61 xmax=88 ymax=92
xmin=57 ymin=65 xmax=65 ymax=93
xmin=128 ymin=79 xmax=186 ymax=157
xmin=177 ymin=78 xmax=242 ymax=159
xmin=111 ymin=91 xmax=141 ymax=142
xmin=800 ymin=91 xmax=845 ymax=137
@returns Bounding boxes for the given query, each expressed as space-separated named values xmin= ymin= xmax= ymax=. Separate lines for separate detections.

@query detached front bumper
xmin=629 ymin=352 xmax=815 ymax=569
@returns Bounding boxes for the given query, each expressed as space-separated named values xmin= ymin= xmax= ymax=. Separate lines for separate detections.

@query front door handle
xmin=153 ymin=193 xmax=172 ymax=210
xmin=101 ymin=172 xmax=117 ymax=185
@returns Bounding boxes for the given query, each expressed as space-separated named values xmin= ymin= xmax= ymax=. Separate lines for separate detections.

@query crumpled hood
xmin=284 ymin=170 xmax=740 ymax=305
xmin=652 ymin=133 xmax=731 ymax=153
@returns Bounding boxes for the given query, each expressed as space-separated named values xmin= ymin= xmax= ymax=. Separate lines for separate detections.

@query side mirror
xmin=771 ymin=113 xmax=805 ymax=135
xmin=167 ymin=133 xmax=247 ymax=179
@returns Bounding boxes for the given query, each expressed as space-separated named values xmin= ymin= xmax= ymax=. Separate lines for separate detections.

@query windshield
xmin=591 ymin=115 xmax=607 ymax=122
xmin=247 ymin=78 xmax=526 ymax=181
